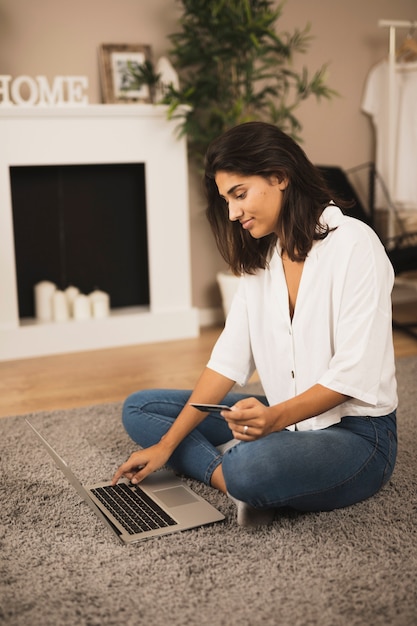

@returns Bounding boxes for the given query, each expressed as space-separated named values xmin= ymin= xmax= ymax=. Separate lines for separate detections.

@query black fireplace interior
xmin=10 ymin=163 xmax=150 ymax=318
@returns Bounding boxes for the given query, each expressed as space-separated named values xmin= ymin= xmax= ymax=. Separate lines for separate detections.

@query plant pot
xmin=216 ymin=271 xmax=240 ymax=319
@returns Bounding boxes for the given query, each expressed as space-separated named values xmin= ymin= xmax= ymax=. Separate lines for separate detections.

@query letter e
xmin=66 ymin=76 xmax=89 ymax=105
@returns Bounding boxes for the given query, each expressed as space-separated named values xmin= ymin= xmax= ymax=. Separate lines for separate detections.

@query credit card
xmin=190 ymin=403 xmax=231 ymax=413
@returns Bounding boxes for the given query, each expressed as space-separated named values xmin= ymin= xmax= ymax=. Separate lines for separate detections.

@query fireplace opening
xmin=10 ymin=163 xmax=150 ymax=319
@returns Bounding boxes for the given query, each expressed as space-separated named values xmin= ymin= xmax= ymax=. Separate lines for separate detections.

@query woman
xmin=112 ymin=122 xmax=397 ymax=527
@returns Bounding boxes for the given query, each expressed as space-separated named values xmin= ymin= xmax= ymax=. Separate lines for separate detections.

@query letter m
xmin=36 ymin=76 xmax=65 ymax=104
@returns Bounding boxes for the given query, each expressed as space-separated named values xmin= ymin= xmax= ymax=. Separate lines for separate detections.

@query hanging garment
xmin=362 ymin=59 xmax=417 ymax=210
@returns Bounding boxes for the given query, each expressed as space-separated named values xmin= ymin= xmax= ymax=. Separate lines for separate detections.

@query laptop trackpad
xmin=155 ymin=486 xmax=198 ymax=508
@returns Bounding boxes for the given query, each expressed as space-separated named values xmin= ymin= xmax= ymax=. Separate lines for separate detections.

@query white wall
xmin=1 ymin=0 xmax=416 ymax=311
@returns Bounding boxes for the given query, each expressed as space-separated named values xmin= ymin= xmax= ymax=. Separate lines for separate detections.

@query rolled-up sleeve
xmin=318 ymin=225 xmax=395 ymax=407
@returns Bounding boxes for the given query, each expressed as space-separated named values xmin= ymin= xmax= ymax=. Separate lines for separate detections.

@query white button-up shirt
xmin=207 ymin=205 xmax=398 ymax=431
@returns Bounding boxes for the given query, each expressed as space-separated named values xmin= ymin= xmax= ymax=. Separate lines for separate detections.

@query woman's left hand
xmin=222 ymin=397 xmax=278 ymax=440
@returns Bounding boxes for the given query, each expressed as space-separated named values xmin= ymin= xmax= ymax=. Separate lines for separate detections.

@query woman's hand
xmin=225 ymin=385 xmax=349 ymax=436
xmin=224 ymin=397 xmax=279 ymax=440
xmin=111 ymin=442 xmax=171 ymax=486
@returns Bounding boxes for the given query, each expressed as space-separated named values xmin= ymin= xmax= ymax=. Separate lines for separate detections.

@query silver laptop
xmin=26 ymin=419 xmax=225 ymax=544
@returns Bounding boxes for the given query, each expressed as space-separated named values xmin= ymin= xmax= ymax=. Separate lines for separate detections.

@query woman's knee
xmin=121 ymin=388 xmax=190 ymax=443
xmin=122 ymin=391 xmax=141 ymax=435
xmin=121 ymin=389 xmax=157 ymax=434
xmin=122 ymin=388 xmax=167 ymax=419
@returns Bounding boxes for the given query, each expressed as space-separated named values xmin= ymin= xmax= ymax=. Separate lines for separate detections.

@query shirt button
xmin=291 ymin=370 xmax=295 ymax=378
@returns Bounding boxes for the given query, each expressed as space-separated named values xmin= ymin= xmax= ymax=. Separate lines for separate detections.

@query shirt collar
xmin=319 ymin=203 xmax=345 ymax=230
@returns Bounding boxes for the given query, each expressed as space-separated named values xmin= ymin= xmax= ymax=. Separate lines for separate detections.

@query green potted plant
xmin=162 ymin=0 xmax=337 ymax=167
xmin=159 ymin=0 xmax=336 ymax=317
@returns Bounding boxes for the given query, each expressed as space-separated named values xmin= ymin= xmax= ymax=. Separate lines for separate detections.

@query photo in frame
xmin=99 ymin=44 xmax=153 ymax=103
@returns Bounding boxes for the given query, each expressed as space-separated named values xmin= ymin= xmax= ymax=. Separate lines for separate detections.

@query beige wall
xmin=1 ymin=0 xmax=416 ymax=311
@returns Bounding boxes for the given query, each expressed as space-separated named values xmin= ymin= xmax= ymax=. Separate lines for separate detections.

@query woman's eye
xmin=236 ymin=192 xmax=246 ymax=200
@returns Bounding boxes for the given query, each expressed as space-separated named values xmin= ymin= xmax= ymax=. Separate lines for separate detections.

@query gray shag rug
xmin=1 ymin=357 xmax=417 ymax=626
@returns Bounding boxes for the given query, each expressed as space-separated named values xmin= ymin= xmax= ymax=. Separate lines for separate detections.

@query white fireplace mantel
xmin=0 ymin=104 xmax=199 ymax=360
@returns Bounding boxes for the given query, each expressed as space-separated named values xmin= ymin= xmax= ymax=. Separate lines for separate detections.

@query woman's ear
xmin=278 ymin=177 xmax=289 ymax=190
xmin=269 ymin=174 xmax=288 ymax=190
xmin=269 ymin=174 xmax=290 ymax=191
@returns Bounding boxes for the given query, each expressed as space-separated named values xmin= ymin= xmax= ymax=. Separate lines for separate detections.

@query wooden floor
xmin=0 ymin=301 xmax=416 ymax=419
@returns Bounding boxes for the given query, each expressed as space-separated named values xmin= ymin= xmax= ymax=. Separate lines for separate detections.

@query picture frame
xmin=99 ymin=44 xmax=153 ymax=104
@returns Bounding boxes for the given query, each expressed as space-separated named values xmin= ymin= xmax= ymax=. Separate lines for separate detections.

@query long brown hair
xmin=204 ymin=121 xmax=344 ymax=275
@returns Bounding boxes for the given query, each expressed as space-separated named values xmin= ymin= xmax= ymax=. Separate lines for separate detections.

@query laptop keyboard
xmin=91 ymin=483 xmax=177 ymax=535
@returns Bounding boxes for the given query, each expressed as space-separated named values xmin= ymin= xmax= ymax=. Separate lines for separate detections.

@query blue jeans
xmin=122 ymin=388 xmax=397 ymax=512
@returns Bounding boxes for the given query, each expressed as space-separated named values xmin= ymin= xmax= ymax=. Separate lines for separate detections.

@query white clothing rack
xmin=378 ymin=19 xmax=417 ymax=235
xmin=379 ymin=20 xmax=417 ymax=304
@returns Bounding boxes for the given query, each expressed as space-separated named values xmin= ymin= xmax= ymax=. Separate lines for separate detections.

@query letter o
xmin=11 ymin=75 xmax=39 ymax=105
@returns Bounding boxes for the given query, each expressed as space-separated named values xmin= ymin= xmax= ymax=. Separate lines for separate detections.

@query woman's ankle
xmin=210 ymin=463 xmax=227 ymax=493
xmin=227 ymin=493 xmax=275 ymax=527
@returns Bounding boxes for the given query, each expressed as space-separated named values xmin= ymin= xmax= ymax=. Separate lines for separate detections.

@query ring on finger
xmin=243 ymin=425 xmax=249 ymax=434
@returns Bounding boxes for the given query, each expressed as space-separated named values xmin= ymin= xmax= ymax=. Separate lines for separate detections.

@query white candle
xmin=52 ymin=290 xmax=69 ymax=322
xmin=65 ymin=285 xmax=80 ymax=316
xmin=89 ymin=290 xmax=110 ymax=319
xmin=91 ymin=299 xmax=109 ymax=318
xmin=73 ymin=294 xmax=91 ymax=320
xmin=34 ymin=281 xmax=56 ymax=322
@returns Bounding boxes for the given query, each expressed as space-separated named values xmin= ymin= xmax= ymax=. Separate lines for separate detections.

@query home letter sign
xmin=0 ymin=75 xmax=89 ymax=106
